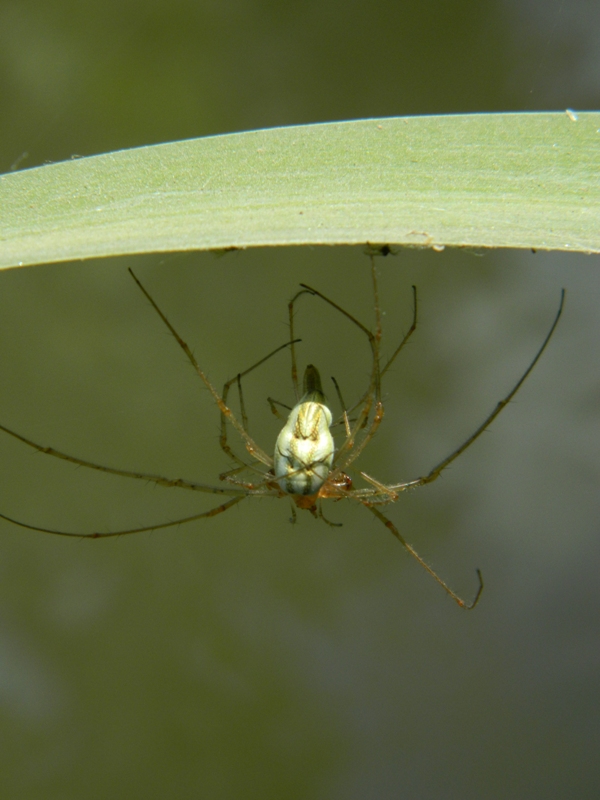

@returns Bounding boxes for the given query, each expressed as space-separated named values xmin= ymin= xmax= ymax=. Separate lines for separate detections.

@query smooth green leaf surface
xmin=1 ymin=112 xmax=598 ymax=270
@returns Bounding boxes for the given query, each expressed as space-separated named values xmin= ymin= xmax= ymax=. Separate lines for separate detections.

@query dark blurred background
xmin=0 ymin=1 xmax=599 ymax=798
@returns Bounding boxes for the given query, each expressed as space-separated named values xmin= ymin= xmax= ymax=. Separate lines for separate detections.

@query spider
xmin=0 ymin=255 xmax=564 ymax=610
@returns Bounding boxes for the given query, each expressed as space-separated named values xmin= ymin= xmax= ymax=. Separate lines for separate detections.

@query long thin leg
xmin=290 ymin=254 xmax=412 ymax=470
xmin=381 ymin=285 xmax=418 ymax=379
xmin=359 ymin=290 xmax=566 ymax=498
xmin=335 ymin=278 xmax=417 ymax=471
xmin=395 ymin=290 xmax=565 ymax=492
xmin=334 ymin=257 xmax=385 ymax=467
xmin=266 ymin=397 xmax=291 ymax=421
xmin=364 ymin=503 xmax=484 ymax=609
xmin=219 ymin=339 xmax=299 ymax=470
xmin=336 ymin=401 xmax=385 ymax=472
xmin=330 ymin=377 xmax=351 ymax=436
xmin=0 ymin=421 xmax=249 ymax=496
xmin=0 ymin=289 xmax=296 ymax=506
xmin=317 ymin=503 xmax=343 ymax=528
xmin=0 ymin=495 xmax=247 ymax=538
xmin=346 ymin=284 xmax=417 ymax=416
xmin=288 ymin=282 xmax=379 ymax=456
xmin=129 ymin=269 xmax=273 ymax=468
xmin=288 ymin=289 xmax=313 ymax=401
xmin=296 ymin=282 xmax=378 ymax=381
xmin=288 ymin=284 xmax=378 ymax=467
xmin=299 ymin=257 xmax=383 ymax=467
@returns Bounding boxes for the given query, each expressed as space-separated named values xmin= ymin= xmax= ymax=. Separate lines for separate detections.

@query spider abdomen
xmin=274 ymin=365 xmax=334 ymax=496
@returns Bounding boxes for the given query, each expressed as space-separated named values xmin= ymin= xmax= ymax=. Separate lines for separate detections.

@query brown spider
xmin=0 ymin=255 xmax=564 ymax=609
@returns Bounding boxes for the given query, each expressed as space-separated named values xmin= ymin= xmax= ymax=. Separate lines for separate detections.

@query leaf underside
xmin=1 ymin=112 xmax=599 ymax=271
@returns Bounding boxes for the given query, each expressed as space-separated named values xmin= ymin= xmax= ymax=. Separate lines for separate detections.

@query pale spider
xmin=0 ymin=255 xmax=564 ymax=609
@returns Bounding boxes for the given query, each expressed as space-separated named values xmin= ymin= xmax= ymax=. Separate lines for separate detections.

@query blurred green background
xmin=1 ymin=1 xmax=599 ymax=798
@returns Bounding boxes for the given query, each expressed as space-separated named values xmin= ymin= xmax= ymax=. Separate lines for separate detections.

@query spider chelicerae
xmin=0 ymin=254 xmax=564 ymax=609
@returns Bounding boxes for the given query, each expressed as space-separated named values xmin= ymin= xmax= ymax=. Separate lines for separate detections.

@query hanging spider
xmin=0 ymin=255 xmax=564 ymax=609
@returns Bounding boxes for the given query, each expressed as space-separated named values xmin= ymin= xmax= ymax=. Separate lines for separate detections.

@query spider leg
xmin=297 ymin=279 xmax=379 ymax=402
xmin=298 ymin=256 xmax=382 ymax=467
xmin=236 ymin=374 xmax=249 ymax=434
xmin=390 ymin=289 xmax=565 ymax=494
xmin=0 ymin=421 xmax=248 ymax=496
xmin=335 ymin=400 xmax=384 ymax=473
xmin=346 ymin=284 xmax=417 ymax=417
xmin=219 ymin=339 xmax=298 ymax=472
xmin=317 ymin=502 xmax=343 ymax=528
xmin=225 ymin=459 xmax=329 ymax=495
xmin=266 ymin=397 xmax=291 ymax=421
xmin=381 ymin=285 xmax=418 ymax=379
xmin=288 ymin=288 xmax=310 ymax=400
xmin=359 ymin=470 xmax=399 ymax=500
xmin=330 ymin=377 xmax=351 ymax=436
xmin=289 ymin=502 xmax=297 ymax=524
xmin=129 ymin=269 xmax=272 ymax=467
xmin=364 ymin=503 xmax=483 ymax=609
xmin=218 ymin=463 xmax=254 ymax=481
xmin=0 ymin=495 xmax=247 ymax=538
xmin=219 ymin=470 xmax=280 ymax=492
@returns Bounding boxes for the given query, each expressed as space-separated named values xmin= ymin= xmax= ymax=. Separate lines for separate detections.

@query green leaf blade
xmin=1 ymin=112 xmax=599 ymax=270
